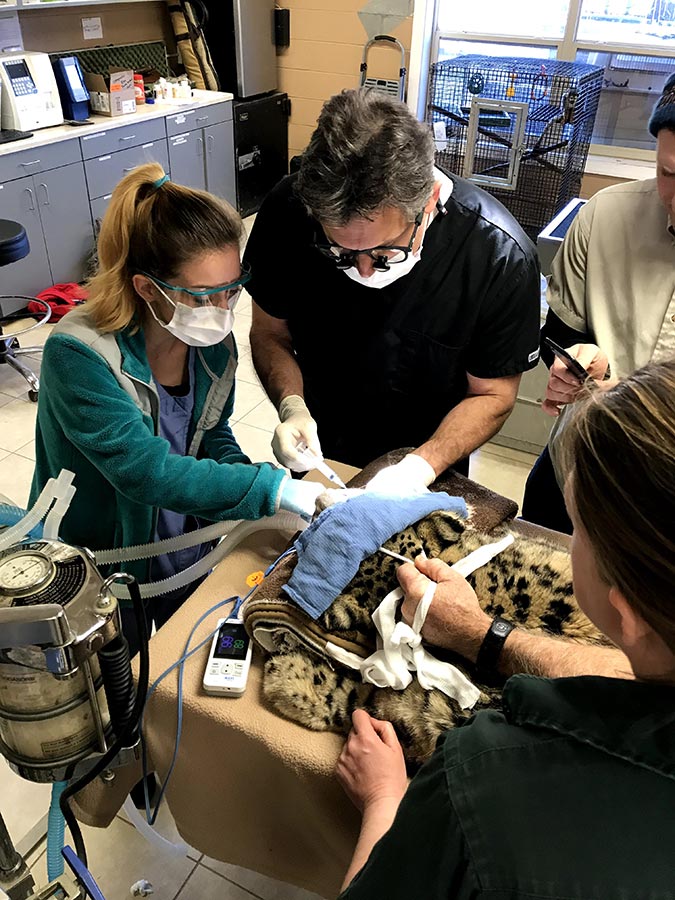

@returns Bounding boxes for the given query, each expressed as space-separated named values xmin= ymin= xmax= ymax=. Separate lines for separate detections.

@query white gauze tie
xmin=325 ymin=532 xmax=515 ymax=710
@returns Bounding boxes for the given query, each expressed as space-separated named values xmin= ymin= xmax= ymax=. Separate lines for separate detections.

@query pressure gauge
xmin=0 ymin=551 xmax=56 ymax=595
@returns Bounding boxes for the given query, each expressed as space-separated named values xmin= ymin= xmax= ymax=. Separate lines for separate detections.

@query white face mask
xmin=341 ymin=247 xmax=422 ymax=289
xmin=147 ymin=284 xmax=237 ymax=347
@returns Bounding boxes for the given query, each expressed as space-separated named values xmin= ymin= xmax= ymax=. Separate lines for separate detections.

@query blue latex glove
xmin=278 ymin=477 xmax=326 ymax=521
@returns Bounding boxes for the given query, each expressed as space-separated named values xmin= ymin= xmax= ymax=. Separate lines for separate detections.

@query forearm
xmin=340 ymin=799 xmax=401 ymax=893
xmin=499 ymin=630 xmax=632 ymax=679
xmin=415 ymin=392 xmax=514 ymax=476
xmin=249 ymin=330 xmax=304 ymax=409
xmin=434 ymin=610 xmax=632 ymax=680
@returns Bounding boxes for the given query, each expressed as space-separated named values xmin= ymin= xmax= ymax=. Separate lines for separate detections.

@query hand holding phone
xmin=541 ymin=339 xmax=608 ymax=417
xmin=543 ymin=337 xmax=591 ymax=383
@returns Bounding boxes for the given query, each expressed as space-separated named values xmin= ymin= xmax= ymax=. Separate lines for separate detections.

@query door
xmin=37 ymin=163 xmax=96 ymax=285
xmin=0 ymin=176 xmax=52 ymax=300
xmin=168 ymin=132 xmax=207 ymax=192
xmin=204 ymin=121 xmax=237 ymax=208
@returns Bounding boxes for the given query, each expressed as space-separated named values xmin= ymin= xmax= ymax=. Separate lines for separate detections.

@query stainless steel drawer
xmin=0 ymin=139 xmax=82 ymax=183
xmin=84 ymin=140 xmax=170 ymax=200
xmin=80 ymin=118 xmax=167 ymax=160
xmin=165 ymin=101 xmax=232 ymax=137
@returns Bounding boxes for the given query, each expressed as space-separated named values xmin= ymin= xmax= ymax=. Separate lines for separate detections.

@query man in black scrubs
xmin=246 ymin=89 xmax=541 ymax=491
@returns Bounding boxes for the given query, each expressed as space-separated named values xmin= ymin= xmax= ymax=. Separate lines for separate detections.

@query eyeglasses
xmin=312 ymin=212 xmax=425 ymax=271
xmin=141 ymin=263 xmax=252 ymax=306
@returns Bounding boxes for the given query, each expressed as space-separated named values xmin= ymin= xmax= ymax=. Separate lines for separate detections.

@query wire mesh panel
xmin=426 ymin=56 xmax=603 ymax=241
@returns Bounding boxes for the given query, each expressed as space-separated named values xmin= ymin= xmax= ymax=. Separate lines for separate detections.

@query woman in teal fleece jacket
xmin=30 ymin=162 xmax=323 ymax=637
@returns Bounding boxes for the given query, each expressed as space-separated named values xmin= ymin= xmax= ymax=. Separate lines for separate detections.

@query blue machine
xmin=52 ymin=56 xmax=90 ymax=121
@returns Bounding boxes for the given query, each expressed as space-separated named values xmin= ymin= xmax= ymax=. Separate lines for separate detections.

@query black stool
xmin=0 ymin=219 xmax=51 ymax=402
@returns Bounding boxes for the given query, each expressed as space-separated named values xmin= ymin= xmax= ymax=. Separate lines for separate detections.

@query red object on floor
xmin=28 ymin=283 xmax=88 ymax=321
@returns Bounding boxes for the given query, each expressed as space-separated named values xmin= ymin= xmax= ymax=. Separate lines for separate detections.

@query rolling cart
xmin=359 ymin=34 xmax=407 ymax=102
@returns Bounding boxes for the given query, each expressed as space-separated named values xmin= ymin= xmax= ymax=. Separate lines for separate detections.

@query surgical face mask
xmin=339 ymin=210 xmax=433 ymax=290
xmin=146 ymin=282 xmax=237 ymax=347
xmin=342 ymin=247 xmax=422 ymax=289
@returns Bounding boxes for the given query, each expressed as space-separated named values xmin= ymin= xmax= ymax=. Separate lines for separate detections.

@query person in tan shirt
xmin=521 ymin=73 xmax=675 ymax=533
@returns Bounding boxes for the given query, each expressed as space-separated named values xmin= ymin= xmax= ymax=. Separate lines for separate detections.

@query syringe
xmin=295 ymin=442 xmax=348 ymax=488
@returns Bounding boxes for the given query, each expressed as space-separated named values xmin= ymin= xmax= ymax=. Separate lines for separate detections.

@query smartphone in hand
xmin=543 ymin=337 xmax=591 ymax=383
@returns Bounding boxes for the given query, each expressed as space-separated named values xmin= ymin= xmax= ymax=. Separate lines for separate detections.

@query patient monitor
xmin=0 ymin=50 xmax=63 ymax=131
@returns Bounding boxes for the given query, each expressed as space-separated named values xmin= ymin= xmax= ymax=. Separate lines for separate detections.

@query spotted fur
xmin=262 ymin=511 xmax=609 ymax=766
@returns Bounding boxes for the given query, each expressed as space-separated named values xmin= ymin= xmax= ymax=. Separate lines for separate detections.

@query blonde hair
xmin=85 ymin=162 xmax=244 ymax=333
xmin=566 ymin=360 xmax=675 ymax=652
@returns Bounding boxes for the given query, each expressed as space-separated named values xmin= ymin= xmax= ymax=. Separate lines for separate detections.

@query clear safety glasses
xmin=313 ymin=212 xmax=424 ymax=271
xmin=142 ymin=263 xmax=252 ymax=307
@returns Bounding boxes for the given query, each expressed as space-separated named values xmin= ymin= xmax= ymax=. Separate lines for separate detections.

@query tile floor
xmin=0 ymin=216 xmax=539 ymax=900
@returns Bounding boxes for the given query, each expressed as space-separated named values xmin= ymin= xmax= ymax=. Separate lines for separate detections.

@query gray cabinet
xmin=0 ymin=166 xmax=92 ymax=299
xmin=0 ymin=140 xmax=94 ymax=297
xmin=0 ymin=100 xmax=237 ymax=300
xmin=0 ymin=175 xmax=52 ymax=298
xmin=84 ymin=141 xmax=170 ymax=200
xmin=205 ymin=120 xmax=236 ymax=207
xmin=37 ymin=163 xmax=94 ymax=285
xmin=168 ymin=132 xmax=206 ymax=192
xmin=166 ymin=101 xmax=236 ymax=205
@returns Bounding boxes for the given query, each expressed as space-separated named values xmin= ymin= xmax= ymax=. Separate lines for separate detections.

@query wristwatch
xmin=475 ymin=616 xmax=515 ymax=685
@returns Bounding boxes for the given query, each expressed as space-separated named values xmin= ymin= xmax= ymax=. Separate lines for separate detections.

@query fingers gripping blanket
xmin=242 ymin=456 xmax=609 ymax=767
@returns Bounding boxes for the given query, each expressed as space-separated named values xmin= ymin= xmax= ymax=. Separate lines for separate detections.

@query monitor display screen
xmin=213 ymin=623 xmax=249 ymax=661
xmin=63 ymin=61 xmax=88 ymax=101
xmin=5 ymin=61 xmax=30 ymax=80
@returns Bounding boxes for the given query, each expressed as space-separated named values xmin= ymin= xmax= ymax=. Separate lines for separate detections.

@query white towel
xmin=325 ymin=533 xmax=515 ymax=710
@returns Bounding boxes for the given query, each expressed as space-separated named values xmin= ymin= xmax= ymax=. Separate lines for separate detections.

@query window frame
xmin=411 ymin=0 xmax=673 ymax=162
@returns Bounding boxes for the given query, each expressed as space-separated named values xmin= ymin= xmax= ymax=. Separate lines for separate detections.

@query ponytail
xmin=84 ymin=162 xmax=243 ymax=333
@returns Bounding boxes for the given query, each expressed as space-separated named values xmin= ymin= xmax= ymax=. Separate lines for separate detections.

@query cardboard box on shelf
xmin=84 ymin=68 xmax=136 ymax=117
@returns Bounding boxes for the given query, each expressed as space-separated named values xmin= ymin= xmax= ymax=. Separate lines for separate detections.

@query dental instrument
xmin=378 ymin=546 xmax=414 ymax=564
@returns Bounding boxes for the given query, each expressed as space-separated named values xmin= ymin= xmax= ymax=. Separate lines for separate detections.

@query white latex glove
xmin=315 ymin=487 xmax=364 ymax=513
xmin=365 ymin=454 xmax=436 ymax=497
xmin=272 ymin=395 xmax=322 ymax=472
xmin=278 ymin=477 xmax=326 ymax=521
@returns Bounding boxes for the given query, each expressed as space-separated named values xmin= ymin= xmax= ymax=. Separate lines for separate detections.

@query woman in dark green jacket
xmin=335 ymin=360 xmax=675 ymax=899
xmin=30 ymin=162 xmax=323 ymax=640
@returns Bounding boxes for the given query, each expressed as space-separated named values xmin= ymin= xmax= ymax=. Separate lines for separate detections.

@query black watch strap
xmin=475 ymin=616 xmax=515 ymax=685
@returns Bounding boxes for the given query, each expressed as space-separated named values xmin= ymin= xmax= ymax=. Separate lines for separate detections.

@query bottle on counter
xmin=134 ymin=73 xmax=145 ymax=105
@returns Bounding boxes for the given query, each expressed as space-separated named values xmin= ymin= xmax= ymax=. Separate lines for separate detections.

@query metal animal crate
xmin=426 ymin=56 xmax=603 ymax=241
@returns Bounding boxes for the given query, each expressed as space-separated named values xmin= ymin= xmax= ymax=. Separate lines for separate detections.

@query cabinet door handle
xmin=24 ymin=187 xmax=35 ymax=210
xmin=39 ymin=182 xmax=50 ymax=206
xmin=19 ymin=159 xmax=41 ymax=168
xmin=196 ymin=116 xmax=208 ymax=123
xmin=207 ymin=134 xmax=215 ymax=154
xmin=197 ymin=136 xmax=204 ymax=156
xmin=122 ymin=167 xmax=135 ymax=172
xmin=119 ymin=134 xmax=136 ymax=142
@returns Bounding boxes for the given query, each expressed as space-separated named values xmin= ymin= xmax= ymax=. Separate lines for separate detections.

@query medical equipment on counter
xmin=52 ymin=57 xmax=90 ymax=123
xmin=202 ymin=617 xmax=252 ymax=695
xmin=0 ymin=51 xmax=63 ymax=132
xmin=295 ymin=442 xmax=347 ymax=488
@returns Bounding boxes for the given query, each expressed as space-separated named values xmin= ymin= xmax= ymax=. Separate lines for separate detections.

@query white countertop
xmin=585 ymin=153 xmax=654 ymax=180
xmin=0 ymin=89 xmax=234 ymax=157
